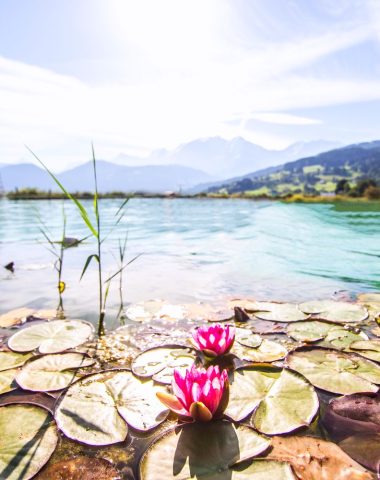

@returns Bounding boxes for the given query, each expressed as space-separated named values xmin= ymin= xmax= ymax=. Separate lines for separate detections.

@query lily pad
xmin=56 ymin=370 xmax=168 ymax=445
xmin=287 ymin=321 xmax=368 ymax=348
xmin=287 ymin=348 xmax=380 ymax=394
xmin=265 ymin=435 xmax=373 ymax=480
xmin=0 ymin=404 xmax=58 ymax=480
xmin=132 ymin=346 xmax=195 ymax=384
xmin=0 ymin=389 xmax=56 ymax=413
xmin=236 ymin=328 xmax=262 ymax=348
xmin=8 ymin=320 xmax=94 ymax=353
xmin=139 ymin=420 xmax=278 ymax=479
xmin=232 ymin=339 xmax=288 ymax=363
xmin=0 ymin=368 xmax=17 ymax=394
xmin=298 ymin=300 xmax=368 ymax=323
xmin=0 ymin=307 xmax=34 ymax=328
xmin=226 ymin=366 xmax=319 ymax=435
xmin=349 ymin=340 xmax=380 ymax=362
xmin=0 ymin=351 xmax=33 ymax=371
xmin=37 ymin=456 xmax=122 ymax=480
xmin=16 ymin=353 xmax=95 ymax=392
xmin=255 ymin=303 xmax=310 ymax=323
xmin=323 ymin=393 xmax=380 ymax=440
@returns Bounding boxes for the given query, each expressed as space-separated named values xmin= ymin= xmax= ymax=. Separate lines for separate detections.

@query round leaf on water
xmin=265 ymin=435 xmax=373 ymax=480
xmin=255 ymin=303 xmax=309 ymax=323
xmin=8 ymin=320 xmax=94 ymax=353
xmin=323 ymin=327 xmax=368 ymax=349
xmin=132 ymin=346 xmax=195 ymax=384
xmin=56 ymin=370 xmax=168 ymax=445
xmin=0 ymin=368 xmax=17 ymax=394
xmin=0 ymin=404 xmax=58 ymax=480
xmin=16 ymin=353 xmax=95 ymax=392
xmin=323 ymin=393 xmax=380 ymax=441
xmin=299 ymin=300 xmax=368 ymax=323
xmin=236 ymin=328 xmax=262 ymax=348
xmin=0 ymin=351 xmax=32 ymax=371
xmin=287 ymin=321 xmax=368 ymax=348
xmin=287 ymin=348 xmax=380 ymax=394
xmin=232 ymin=339 xmax=287 ymax=363
xmin=139 ymin=420 xmax=272 ymax=479
xmin=349 ymin=340 xmax=380 ymax=362
xmin=226 ymin=367 xmax=319 ymax=435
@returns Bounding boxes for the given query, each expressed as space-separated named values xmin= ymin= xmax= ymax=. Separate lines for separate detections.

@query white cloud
xmin=246 ymin=112 xmax=322 ymax=126
xmin=1 ymin=0 xmax=380 ymax=167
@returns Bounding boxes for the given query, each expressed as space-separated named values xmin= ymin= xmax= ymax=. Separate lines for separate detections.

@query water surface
xmin=1 ymin=198 xmax=379 ymax=329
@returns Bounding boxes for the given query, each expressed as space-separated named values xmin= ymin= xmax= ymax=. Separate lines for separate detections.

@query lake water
xmin=1 ymin=198 xmax=380 ymax=329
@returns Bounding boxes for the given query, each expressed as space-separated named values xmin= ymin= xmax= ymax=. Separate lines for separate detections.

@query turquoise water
xmin=1 ymin=198 xmax=379 ymax=328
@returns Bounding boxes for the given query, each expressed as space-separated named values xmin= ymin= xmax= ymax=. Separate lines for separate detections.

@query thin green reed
xmin=27 ymin=145 xmax=134 ymax=336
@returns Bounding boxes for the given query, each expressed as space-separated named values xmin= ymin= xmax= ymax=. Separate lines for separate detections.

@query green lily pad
xmin=287 ymin=348 xmax=380 ymax=394
xmin=56 ymin=370 xmax=168 ymax=445
xmin=298 ymin=300 xmax=368 ymax=323
xmin=132 ymin=346 xmax=195 ymax=384
xmin=0 ymin=404 xmax=58 ymax=480
xmin=16 ymin=353 xmax=95 ymax=392
xmin=0 ymin=368 xmax=17 ymax=394
xmin=232 ymin=339 xmax=288 ymax=363
xmin=8 ymin=320 xmax=94 ymax=353
xmin=0 ymin=351 xmax=33 ymax=371
xmin=348 ymin=340 xmax=380 ymax=362
xmin=226 ymin=366 xmax=318 ymax=435
xmin=287 ymin=321 xmax=368 ymax=349
xmin=139 ymin=420 xmax=281 ymax=479
xmin=236 ymin=328 xmax=262 ymax=348
xmin=255 ymin=303 xmax=310 ymax=323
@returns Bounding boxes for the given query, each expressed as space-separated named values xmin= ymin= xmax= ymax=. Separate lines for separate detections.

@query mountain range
xmin=206 ymin=140 xmax=380 ymax=196
xmin=0 ymin=137 xmax=340 ymax=193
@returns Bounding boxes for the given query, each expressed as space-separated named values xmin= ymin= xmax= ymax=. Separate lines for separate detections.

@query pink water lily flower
xmin=191 ymin=323 xmax=235 ymax=357
xmin=157 ymin=365 xmax=229 ymax=422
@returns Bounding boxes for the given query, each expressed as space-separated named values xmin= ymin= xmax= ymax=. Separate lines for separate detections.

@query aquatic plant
xmin=156 ymin=365 xmax=229 ymax=422
xmin=191 ymin=323 xmax=235 ymax=357
xmin=27 ymin=145 xmax=133 ymax=335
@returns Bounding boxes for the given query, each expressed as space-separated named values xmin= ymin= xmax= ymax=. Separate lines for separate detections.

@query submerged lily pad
xmin=299 ymin=300 xmax=368 ymax=323
xmin=37 ymin=456 xmax=122 ymax=480
xmin=0 ymin=404 xmax=58 ymax=480
xmin=265 ymin=435 xmax=373 ymax=480
xmin=16 ymin=353 xmax=95 ymax=392
xmin=0 ymin=368 xmax=17 ymax=394
xmin=232 ymin=339 xmax=288 ymax=363
xmin=255 ymin=303 xmax=310 ymax=323
xmin=8 ymin=320 xmax=94 ymax=353
xmin=339 ymin=433 xmax=380 ymax=473
xmin=226 ymin=366 xmax=319 ymax=435
xmin=56 ymin=370 xmax=168 ymax=445
xmin=287 ymin=321 xmax=368 ymax=348
xmin=139 ymin=421 xmax=280 ymax=479
xmin=132 ymin=346 xmax=195 ymax=384
xmin=348 ymin=340 xmax=380 ymax=362
xmin=287 ymin=348 xmax=380 ymax=394
xmin=0 ymin=351 xmax=33 ymax=371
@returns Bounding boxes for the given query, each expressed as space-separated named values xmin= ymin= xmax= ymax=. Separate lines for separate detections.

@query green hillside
xmin=208 ymin=141 xmax=380 ymax=198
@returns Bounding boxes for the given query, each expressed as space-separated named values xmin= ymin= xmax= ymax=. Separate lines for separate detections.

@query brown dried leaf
xmin=265 ymin=435 xmax=374 ymax=480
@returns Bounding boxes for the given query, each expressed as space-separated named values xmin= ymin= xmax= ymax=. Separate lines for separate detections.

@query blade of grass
xmin=26 ymin=146 xmax=98 ymax=238
xmin=80 ymin=253 xmax=99 ymax=280
xmin=104 ymin=253 xmax=142 ymax=283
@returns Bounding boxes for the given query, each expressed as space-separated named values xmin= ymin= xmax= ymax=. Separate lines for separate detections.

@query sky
xmin=1 ymin=0 xmax=380 ymax=169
